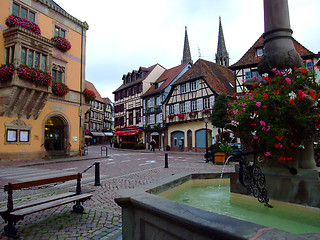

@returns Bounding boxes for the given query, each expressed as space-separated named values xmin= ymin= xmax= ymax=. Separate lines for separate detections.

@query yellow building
xmin=0 ymin=0 xmax=89 ymax=160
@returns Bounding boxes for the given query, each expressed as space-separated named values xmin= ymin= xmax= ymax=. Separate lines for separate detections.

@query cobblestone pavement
xmin=0 ymin=146 xmax=236 ymax=239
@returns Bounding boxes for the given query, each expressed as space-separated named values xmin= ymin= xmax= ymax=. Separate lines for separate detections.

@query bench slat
xmin=11 ymin=193 xmax=92 ymax=217
xmin=4 ymin=173 xmax=81 ymax=191
xmin=0 ymin=192 xmax=76 ymax=213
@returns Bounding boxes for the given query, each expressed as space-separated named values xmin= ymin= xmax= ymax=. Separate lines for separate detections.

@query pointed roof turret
xmin=181 ymin=26 xmax=193 ymax=64
xmin=215 ymin=17 xmax=229 ymax=67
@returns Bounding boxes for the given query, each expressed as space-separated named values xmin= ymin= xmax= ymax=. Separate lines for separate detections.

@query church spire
xmin=181 ymin=26 xmax=193 ymax=64
xmin=215 ymin=16 xmax=229 ymax=67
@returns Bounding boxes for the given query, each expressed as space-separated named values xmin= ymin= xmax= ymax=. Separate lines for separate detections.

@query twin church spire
xmin=181 ymin=17 xmax=229 ymax=67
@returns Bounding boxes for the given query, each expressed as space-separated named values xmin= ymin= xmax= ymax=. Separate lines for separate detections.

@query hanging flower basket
xmin=178 ymin=113 xmax=185 ymax=119
xmin=167 ymin=114 xmax=175 ymax=120
xmin=0 ymin=63 xmax=15 ymax=81
xmin=228 ymin=66 xmax=320 ymax=162
xmin=52 ymin=82 xmax=69 ymax=96
xmin=6 ymin=15 xmax=41 ymax=35
xmin=189 ymin=111 xmax=197 ymax=118
xmin=83 ymin=88 xmax=96 ymax=101
xmin=17 ymin=65 xmax=52 ymax=86
xmin=51 ymin=36 xmax=71 ymax=52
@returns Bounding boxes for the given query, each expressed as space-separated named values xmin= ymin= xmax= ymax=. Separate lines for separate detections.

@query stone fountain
xmin=231 ymin=0 xmax=320 ymax=208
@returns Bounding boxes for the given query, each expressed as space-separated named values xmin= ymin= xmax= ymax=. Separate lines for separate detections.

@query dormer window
xmin=256 ymin=47 xmax=263 ymax=57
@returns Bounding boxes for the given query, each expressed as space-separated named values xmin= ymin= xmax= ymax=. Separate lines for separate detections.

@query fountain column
xmin=258 ymin=0 xmax=303 ymax=75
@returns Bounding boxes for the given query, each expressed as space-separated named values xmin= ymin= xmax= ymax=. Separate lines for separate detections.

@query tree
xmin=211 ymin=93 xmax=229 ymax=142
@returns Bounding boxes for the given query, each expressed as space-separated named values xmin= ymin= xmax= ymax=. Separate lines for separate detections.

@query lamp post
xmin=204 ymin=116 xmax=209 ymax=162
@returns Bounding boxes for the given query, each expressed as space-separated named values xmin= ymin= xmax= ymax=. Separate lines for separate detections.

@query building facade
xmin=113 ymin=64 xmax=166 ymax=145
xmin=164 ymin=59 xmax=234 ymax=151
xmin=141 ymin=62 xmax=191 ymax=150
xmin=102 ymin=97 xmax=114 ymax=143
xmin=83 ymin=80 xmax=105 ymax=145
xmin=0 ymin=0 xmax=88 ymax=160
xmin=229 ymin=35 xmax=320 ymax=93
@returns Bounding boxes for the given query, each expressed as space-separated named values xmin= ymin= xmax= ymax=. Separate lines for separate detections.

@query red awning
xmin=113 ymin=130 xmax=139 ymax=136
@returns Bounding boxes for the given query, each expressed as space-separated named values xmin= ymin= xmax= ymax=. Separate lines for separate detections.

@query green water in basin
xmin=160 ymin=179 xmax=320 ymax=234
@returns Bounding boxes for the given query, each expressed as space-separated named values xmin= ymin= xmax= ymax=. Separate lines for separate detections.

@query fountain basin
xmin=115 ymin=173 xmax=320 ymax=240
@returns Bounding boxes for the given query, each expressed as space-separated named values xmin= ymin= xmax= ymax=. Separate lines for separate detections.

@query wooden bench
xmin=0 ymin=172 xmax=92 ymax=238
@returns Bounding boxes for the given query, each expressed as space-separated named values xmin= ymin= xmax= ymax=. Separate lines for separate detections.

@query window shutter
xmin=174 ymin=103 xmax=179 ymax=114
xmin=166 ymin=106 xmax=169 ymax=116
xmin=209 ymin=96 xmax=214 ymax=108
xmin=197 ymin=98 xmax=203 ymax=111
xmin=185 ymin=101 xmax=191 ymax=112
xmin=196 ymin=80 xmax=200 ymax=90
xmin=150 ymin=114 xmax=155 ymax=124
xmin=159 ymin=113 xmax=163 ymax=122
xmin=177 ymin=85 xmax=181 ymax=94
xmin=143 ymin=116 xmax=146 ymax=125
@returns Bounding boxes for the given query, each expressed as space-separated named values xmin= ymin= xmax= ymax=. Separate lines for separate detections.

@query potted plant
xmin=83 ymin=88 xmax=96 ymax=101
xmin=211 ymin=142 xmax=232 ymax=164
xmin=0 ymin=63 xmax=14 ymax=81
xmin=189 ymin=111 xmax=197 ymax=118
xmin=51 ymin=36 xmax=71 ymax=52
xmin=167 ymin=114 xmax=175 ymax=120
xmin=228 ymin=66 xmax=320 ymax=167
xmin=6 ymin=15 xmax=41 ymax=35
xmin=52 ymin=82 xmax=69 ymax=96
xmin=178 ymin=113 xmax=185 ymax=119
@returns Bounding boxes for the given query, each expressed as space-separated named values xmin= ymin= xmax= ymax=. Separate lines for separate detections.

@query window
xmin=180 ymin=102 xmax=186 ymax=113
xmin=5 ymin=119 xmax=31 ymax=144
xmin=169 ymin=105 xmax=174 ymax=114
xmin=6 ymin=129 xmax=17 ymax=142
xmin=12 ymin=2 xmax=36 ymax=22
xmin=203 ymin=98 xmax=210 ymax=109
xmin=181 ymin=83 xmax=190 ymax=94
xmin=5 ymin=46 xmax=15 ymax=64
xmin=191 ymin=100 xmax=197 ymax=111
xmin=21 ymin=48 xmax=47 ymax=70
xmin=256 ymin=48 xmax=263 ymax=57
xmin=54 ymin=26 xmax=66 ymax=38
xmin=190 ymin=81 xmax=198 ymax=91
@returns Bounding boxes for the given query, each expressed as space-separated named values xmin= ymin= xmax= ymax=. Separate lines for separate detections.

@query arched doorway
xmin=44 ymin=116 xmax=66 ymax=151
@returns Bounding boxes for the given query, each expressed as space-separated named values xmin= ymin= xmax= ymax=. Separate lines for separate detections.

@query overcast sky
xmin=53 ymin=0 xmax=320 ymax=101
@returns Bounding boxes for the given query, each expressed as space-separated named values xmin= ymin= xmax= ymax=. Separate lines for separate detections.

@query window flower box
xmin=17 ymin=65 xmax=52 ymax=87
xmin=178 ymin=113 xmax=185 ymax=119
xmin=6 ymin=15 xmax=41 ymax=35
xmin=168 ymin=114 xmax=175 ymax=120
xmin=51 ymin=36 xmax=71 ymax=52
xmin=189 ymin=111 xmax=197 ymax=118
xmin=52 ymin=82 xmax=69 ymax=96
xmin=202 ymin=109 xmax=211 ymax=114
xmin=83 ymin=88 xmax=96 ymax=101
xmin=0 ymin=63 xmax=15 ymax=81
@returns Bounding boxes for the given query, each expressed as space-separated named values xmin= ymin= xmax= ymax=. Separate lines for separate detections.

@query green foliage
xmin=228 ymin=66 xmax=320 ymax=162
xmin=211 ymin=93 xmax=229 ymax=129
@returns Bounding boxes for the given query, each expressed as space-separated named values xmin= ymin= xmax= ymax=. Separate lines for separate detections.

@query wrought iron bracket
xmin=239 ymin=159 xmax=273 ymax=208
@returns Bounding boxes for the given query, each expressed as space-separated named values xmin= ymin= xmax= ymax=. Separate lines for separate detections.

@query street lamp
xmin=204 ymin=116 xmax=209 ymax=162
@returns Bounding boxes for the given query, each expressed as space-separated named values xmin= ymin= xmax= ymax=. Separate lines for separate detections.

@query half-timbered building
xmin=113 ymin=64 xmax=165 ymax=145
xmin=229 ymin=35 xmax=320 ymax=93
xmin=141 ymin=62 xmax=191 ymax=150
xmin=164 ymin=59 xmax=234 ymax=152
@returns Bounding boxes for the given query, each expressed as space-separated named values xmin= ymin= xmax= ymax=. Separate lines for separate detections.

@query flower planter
xmin=51 ymin=37 xmax=71 ymax=52
xmin=214 ymin=152 xmax=225 ymax=165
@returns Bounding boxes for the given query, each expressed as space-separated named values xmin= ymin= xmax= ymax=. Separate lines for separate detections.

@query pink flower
xmin=253 ymin=135 xmax=258 ymax=140
xmin=233 ymin=109 xmax=238 ymax=115
xmin=285 ymin=77 xmax=291 ymax=84
xmin=256 ymin=102 xmax=261 ymax=107
xmin=249 ymin=96 xmax=254 ymax=100
xmin=264 ymin=152 xmax=271 ymax=157
xmin=260 ymin=120 xmax=266 ymax=126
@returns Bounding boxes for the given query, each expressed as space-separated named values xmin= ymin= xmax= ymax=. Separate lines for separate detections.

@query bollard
xmin=94 ymin=162 xmax=101 ymax=186
xmin=165 ymin=153 xmax=168 ymax=168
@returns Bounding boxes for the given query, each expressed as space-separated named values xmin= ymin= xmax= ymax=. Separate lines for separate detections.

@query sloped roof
xmin=113 ymin=64 xmax=160 ymax=93
xmin=141 ymin=62 xmax=190 ymax=98
xmin=174 ymin=59 xmax=234 ymax=96
xmin=85 ymin=80 xmax=104 ymax=102
xmin=230 ymin=35 xmax=315 ymax=69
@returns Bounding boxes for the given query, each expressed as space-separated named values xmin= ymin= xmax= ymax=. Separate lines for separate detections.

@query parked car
xmin=229 ymin=143 xmax=242 ymax=162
